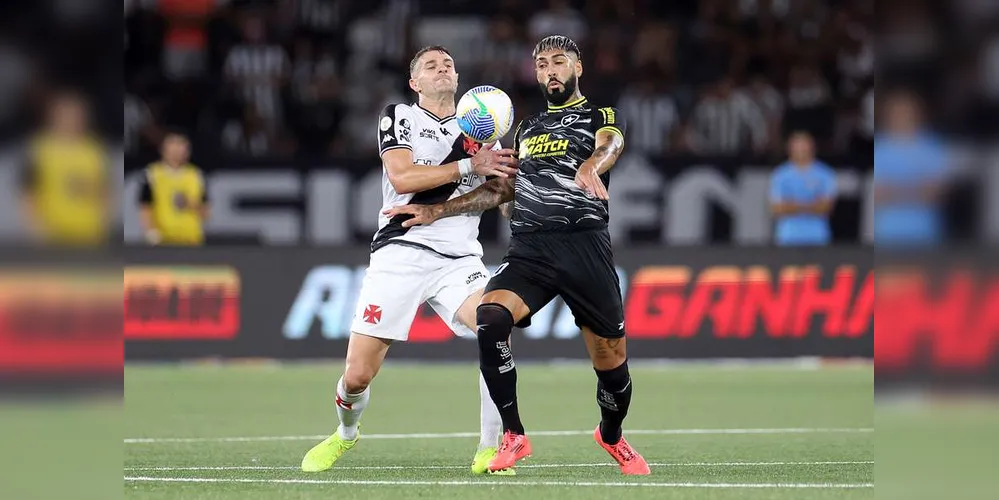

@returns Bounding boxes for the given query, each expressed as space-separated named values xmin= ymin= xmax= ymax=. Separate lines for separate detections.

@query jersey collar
xmin=547 ymin=96 xmax=587 ymax=111
xmin=416 ymin=103 xmax=456 ymax=122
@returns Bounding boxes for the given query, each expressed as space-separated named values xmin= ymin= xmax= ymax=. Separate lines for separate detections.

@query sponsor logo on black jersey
xmin=519 ymin=133 xmax=570 ymax=159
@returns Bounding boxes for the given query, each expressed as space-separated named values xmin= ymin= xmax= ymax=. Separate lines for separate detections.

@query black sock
xmin=595 ymin=359 xmax=632 ymax=445
xmin=476 ymin=303 xmax=525 ymax=435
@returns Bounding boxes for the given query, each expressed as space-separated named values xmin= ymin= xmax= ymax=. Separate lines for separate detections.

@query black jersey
xmin=509 ymin=96 xmax=626 ymax=234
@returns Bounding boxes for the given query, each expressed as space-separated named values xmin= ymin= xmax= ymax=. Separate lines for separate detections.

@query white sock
xmin=478 ymin=372 xmax=503 ymax=451
xmin=335 ymin=376 xmax=369 ymax=441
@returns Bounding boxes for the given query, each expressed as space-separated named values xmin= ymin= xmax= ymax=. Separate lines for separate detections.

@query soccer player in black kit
xmin=385 ymin=35 xmax=650 ymax=475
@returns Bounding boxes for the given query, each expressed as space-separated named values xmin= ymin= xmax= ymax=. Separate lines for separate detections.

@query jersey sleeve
xmin=511 ymin=120 xmax=524 ymax=151
xmin=377 ymin=104 xmax=414 ymax=156
xmin=139 ymin=169 xmax=153 ymax=205
xmin=593 ymin=106 xmax=626 ymax=139
xmin=819 ymin=165 xmax=838 ymax=199
xmin=195 ymin=167 xmax=209 ymax=204
xmin=769 ymin=168 xmax=786 ymax=204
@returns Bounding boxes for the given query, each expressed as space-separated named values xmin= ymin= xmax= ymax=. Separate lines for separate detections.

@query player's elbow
xmin=388 ymin=179 xmax=418 ymax=194
xmin=385 ymin=169 xmax=417 ymax=194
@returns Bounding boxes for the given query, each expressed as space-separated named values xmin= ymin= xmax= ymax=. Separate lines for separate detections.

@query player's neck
xmin=418 ymin=94 xmax=455 ymax=120
xmin=547 ymin=91 xmax=585 ymax=110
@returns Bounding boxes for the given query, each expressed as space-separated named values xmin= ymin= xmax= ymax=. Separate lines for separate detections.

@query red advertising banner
xmin=124 ymin=266 xmax=241 ymax=340
xmin=625 ymin=265 xmax=872 ymax=340
xmin=875 ymin=268 xmax=999 ymax=373
xmin=0 ymin=270 xmax=122 ymax=373
xmin=120 ymin=246 xmax=999 ymax=386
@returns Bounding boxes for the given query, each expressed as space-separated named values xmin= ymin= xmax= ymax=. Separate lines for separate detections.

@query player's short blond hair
xmin=409 ymin=45 xmax=453 ymax=76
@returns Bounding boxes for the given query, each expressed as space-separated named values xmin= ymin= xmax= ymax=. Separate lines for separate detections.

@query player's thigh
xmin=343 ymin=332 xmax=393 ymax=392
xmin=350 ymin=245 xmax=432 ymax=342
xmin=483 ymin=257 xmax=557 ymax=327
xmin=424 ymin=256 xmax=490 ymax=336
xmin=556 ymin=232 xmax=626 ymax=339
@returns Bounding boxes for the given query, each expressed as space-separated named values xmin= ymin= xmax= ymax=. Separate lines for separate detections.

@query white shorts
xmin=350 ymin=244 xmax=490 ymax=342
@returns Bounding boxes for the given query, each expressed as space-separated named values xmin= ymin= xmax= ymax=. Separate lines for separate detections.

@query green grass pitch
xmin=125 ymin=362 xmax=873 ymax=499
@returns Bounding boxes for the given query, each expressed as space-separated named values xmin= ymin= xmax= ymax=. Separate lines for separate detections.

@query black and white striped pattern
xmin=861 ymin=89 xmax=874 ymax=138
xmin=296 ymin=0 xmax=341 ymax=34
xmin=224 ymin=44 xmax=290 ymax=123
xmin=380 ymin=0 xmax=417 ymax=64
xmin=124 ymin=94 xmax=152 ymax=153
xmin=616 ymin=92 xmax=679 ymax=154
xmin=688 ymin=93 xmax=768 ymax=154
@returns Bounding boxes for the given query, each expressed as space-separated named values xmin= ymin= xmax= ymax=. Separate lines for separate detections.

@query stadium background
xmin=121 ymin=0 xmax=880 ymax=363
xmin=118 ymin=0 xmax=999 ymax=388
xmin=114 ymin=1 xmax=988 ymax=499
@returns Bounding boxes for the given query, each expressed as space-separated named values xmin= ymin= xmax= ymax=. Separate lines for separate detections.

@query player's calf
xmin=594 ymin=359 xmax=632 ymax=445
xmin=337 ymin=333 xmax=391 ymax=440
xmin=476 ymin=303 xmax=525 ymax=435
xmin=582 ymin=330 xmax=631 ymax=445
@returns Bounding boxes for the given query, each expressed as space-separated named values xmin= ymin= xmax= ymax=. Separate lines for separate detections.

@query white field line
xmin=124 ymin=427 xmax=873 ymax=444
xmin=124 ymin=461 xmax=873 ymax=472
xmin=123 ymin=477 xmax=873 ymax=489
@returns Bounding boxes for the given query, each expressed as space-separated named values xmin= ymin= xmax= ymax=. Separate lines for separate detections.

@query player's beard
xmin=541 ymin=73 xmax=578 ymax=106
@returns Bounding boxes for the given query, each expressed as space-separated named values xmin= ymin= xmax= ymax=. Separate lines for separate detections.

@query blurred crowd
xmin=124 ymin=0 xmax=880 ymax=160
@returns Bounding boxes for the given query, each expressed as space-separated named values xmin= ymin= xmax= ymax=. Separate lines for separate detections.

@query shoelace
xmin=498 ymin=433 xmax=517 ymax=453
xmin=612 ymin=440 xmax=637 ymax=462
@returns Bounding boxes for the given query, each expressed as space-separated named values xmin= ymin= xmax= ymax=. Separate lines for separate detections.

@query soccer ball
xmin=456 ymin=85 xmax=514 ymax=143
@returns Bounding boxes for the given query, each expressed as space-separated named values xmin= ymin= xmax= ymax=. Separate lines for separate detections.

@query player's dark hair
xmin=409 ymin=45 xmax=453 ymax=75
xmin=532 ymin=35 xmax=580 ymax=60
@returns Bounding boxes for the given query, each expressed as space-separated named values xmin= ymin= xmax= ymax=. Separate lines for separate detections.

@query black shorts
xmin=484 ymin=229 xmax=624 ymax=338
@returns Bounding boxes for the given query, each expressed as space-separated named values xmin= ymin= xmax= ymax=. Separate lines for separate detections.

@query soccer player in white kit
xmin=301 ymin=46 xmax=520 ymax=475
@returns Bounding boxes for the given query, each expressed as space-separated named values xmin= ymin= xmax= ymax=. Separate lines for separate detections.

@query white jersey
xmin=374 ymin=102 xmax=498 ymax=258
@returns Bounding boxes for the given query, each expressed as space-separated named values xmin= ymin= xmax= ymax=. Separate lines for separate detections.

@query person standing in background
xmin=769 ymin=131 xmax=837 ymax=246
xmin=20 ymin=92 xmax=110 ymax=247
xmin=874 ymin=90 xmax=948 ymax=247
xmin=138 ymin=132 xmax=209 ymax=246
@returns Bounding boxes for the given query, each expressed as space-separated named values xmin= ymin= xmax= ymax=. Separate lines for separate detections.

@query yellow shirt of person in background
xmin=139 ymin=134 xmax=209 ymax=246
xmin=21 ymin=94 xmax=110 ymax=247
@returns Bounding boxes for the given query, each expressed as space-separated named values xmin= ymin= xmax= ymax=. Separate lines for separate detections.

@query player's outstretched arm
xmin=382 ymin=177 xmax=515 ymax=227
xmin=382 ymin=146 xmax=517 ymax=195
xmin=575 ymin=128 xmax=625 ymax=200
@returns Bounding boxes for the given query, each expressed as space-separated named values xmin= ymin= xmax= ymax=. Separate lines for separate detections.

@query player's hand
xmin=471 ymin=142 xmax=518 ymax=178
xmin=575 ymin=164 xmax=609 ymax=200
xmin=382 ymin=204 xmax=442 ymax=228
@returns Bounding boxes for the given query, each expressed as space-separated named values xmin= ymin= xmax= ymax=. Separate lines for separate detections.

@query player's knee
xmin=475 ymin=303 xmax=514 ymax=341
xmin=590 ymin=337 xmax=627 ymax=371
xmin=594 ymin=358 xmax=630 ymax=389
xmin=342 ymin=364 xmax=376 ymax=394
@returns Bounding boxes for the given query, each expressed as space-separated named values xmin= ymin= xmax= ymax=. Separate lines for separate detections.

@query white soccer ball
xmin=456 ymin=85 xmax=515 ymax=143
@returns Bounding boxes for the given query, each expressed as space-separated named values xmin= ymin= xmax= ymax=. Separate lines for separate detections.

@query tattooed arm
xmin=382 ymin=176 xmax=515 ymax=228
xmin=574 ymin=128 xmax=625 ymax=200
xmin=499 ymin=201 xmax=513 ymax=219
xmin=438 ymin=176 xmax=514 ymax=218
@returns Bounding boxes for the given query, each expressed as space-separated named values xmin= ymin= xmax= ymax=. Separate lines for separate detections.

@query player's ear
xmin=575 ymin=59 xmax=583 ymax=78
xmin=408 ymin=77 xmax=419 ymax=94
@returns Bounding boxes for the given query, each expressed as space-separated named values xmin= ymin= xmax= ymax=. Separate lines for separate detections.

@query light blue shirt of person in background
xmin=874 ymin=133 xmax=946 ymax=245
xmin=874 ymin=91 xmax=948 ymax=247
xmin=769 ymin=132 xmax=837 ymax=246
